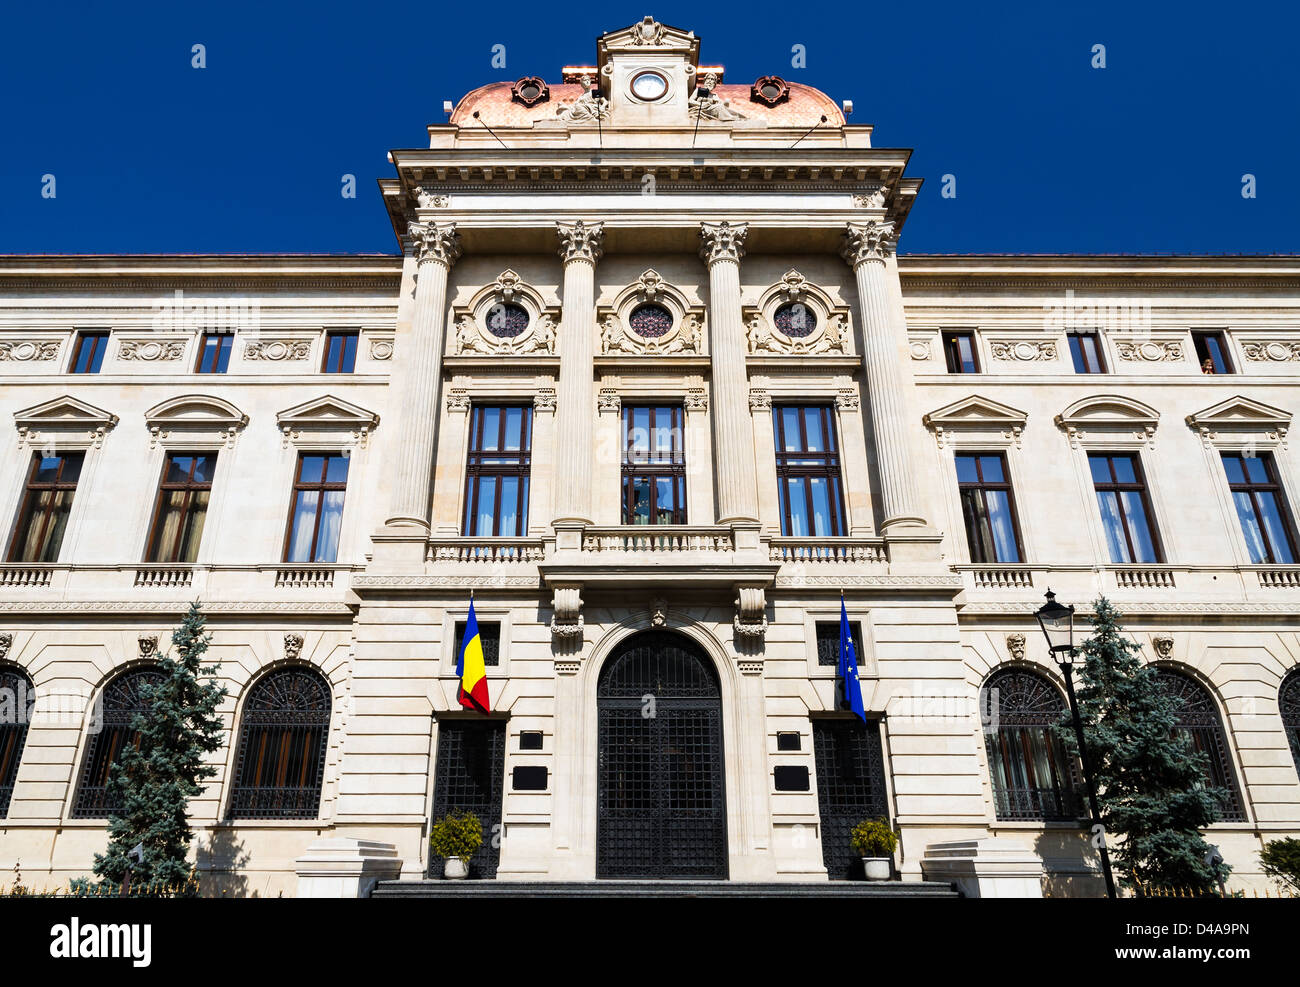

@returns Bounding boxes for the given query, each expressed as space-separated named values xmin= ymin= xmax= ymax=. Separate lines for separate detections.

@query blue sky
xmin=1 ymin=1 xmax=1295 ymax=254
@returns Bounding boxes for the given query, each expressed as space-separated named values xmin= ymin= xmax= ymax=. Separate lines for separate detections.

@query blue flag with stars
xmin=839 ymin=597 xmax=867 ymax=722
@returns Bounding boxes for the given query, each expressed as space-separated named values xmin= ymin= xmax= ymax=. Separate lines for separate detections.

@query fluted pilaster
xmin=841 ymin=221 xmax=927 ymax=530
xmin=552 ymin=221 xmax=604 ymax=524
xmin=700 ymin=221 xmax=759 ymax=524
xmin=385 ymin=221 xmax=461 ymax=529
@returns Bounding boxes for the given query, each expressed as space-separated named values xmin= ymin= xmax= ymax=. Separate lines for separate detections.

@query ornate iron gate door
xmin=812 ymin=718 xmax=889 ymax=880
xmin=597 ymin=632 xmax=728 ymax=880
xmin=429 ymin=719 xmax=505 ymax=878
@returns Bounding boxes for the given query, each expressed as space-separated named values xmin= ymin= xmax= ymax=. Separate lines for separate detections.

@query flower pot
xmin=443 ymin=857 xmax=469 ymax=880
xmin=862 ymin=856 xmax=892 ymax=881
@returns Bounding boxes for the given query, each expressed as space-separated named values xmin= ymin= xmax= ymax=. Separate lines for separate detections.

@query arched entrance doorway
xmin=596 ymin=631 xmax=728 ymax=879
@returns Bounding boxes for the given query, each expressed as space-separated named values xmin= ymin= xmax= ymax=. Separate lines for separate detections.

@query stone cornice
xmin=0 ymin=601 xmax=355 ymax=616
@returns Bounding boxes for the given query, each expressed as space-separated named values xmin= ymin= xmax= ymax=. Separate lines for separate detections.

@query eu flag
xmin=839 ymin=597 xmax=866 ymax=723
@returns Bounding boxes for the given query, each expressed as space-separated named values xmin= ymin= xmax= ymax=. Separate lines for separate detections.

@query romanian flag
xmin=457 ymin=599 xmax=491 ymax=714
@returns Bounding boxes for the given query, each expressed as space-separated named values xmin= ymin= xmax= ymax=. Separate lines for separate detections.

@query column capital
xmin=698 ymin=221 xmax=748 ymax=265
xmin=840 ymin=221 xmax=897 ymax=268
xmin=556 ymin=221 xmax=605 ymax=264
xmin=408 ymin=221 xmax=462 ymax=268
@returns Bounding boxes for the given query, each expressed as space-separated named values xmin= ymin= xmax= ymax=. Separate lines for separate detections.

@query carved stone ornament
xmin=630 ymin=15 xmax=666 ymax=45
xmin=853 ymin=188 xmax=887 ymax=209
xmin=510 ymin=76 xmax=550 ymax=107
xmin=1242 ymin=340 xmax=1300 ymax=362
xmin=118 ymin=340 xmax=187 ymax=362
xmin=835 ymin=388 xmax=859 ymax=411
xmin=651 ymin=598 xmax=668 ymax=628
xmin=1115 ymin=340 xmax=1183 ymax=362
xmin=550 ymin=586 xmax=584 ymax=639
xmin=699 ymin=221 xmax=748 ymax=265
xmin=138 ymin=635 xmax=159 ymax=659
xmin=1151 ymin=634 xmax=1174 ymax=660
xmin=556 ymin=221 xmax=605 ymax=264
xmin=245 ymin=339 xmax=312 ymax=362
xmin=555 ymin=89 xmax=610 ymax=123
xmin=534 ymin=388 xmax=557 ymax=412
xmin=445 ymin=388 xmax=471 ymax=413
xmin=0 ymin=633 xmax=11 ymax=660
xmin=597 ymin=389 xmax=621 ymax=415
xmin=284 ymin=633 xmax=304 ymax=662
xmin=369 ymin=338 xmax=394 ymax=361
xmin=455 ymin=309 xmax=555 ymax=357
xmin=990 ymin=340 xmax=1058 ymax=362
xmin=1006 ymin=633 xmax=1026 ymax=662
xmin=840 ymin=221 xmax=897 ymax=267
xmin=733 ymin=586 xmax=768 ymax=639
xmin=601 ymin=310 xmax=702 ymax=356
xmin=750 ymin=75 xmax=791 ymax=107
xmin=689 ymin=90 xmax=746 ymax=122
xmin=685 ymin=388 xmax=708 ymax=412
xmin=410 ymin=187 xmax=449 ymax=209
xmin=910 ymin=338 xmax=933 ymax=361
xmin=748 ymin=389 xmax=771 ymax=411
xmin=0 ymin=340 xmax=61 ymax=362
xmin=408 ymin=221 xmax=462 ymax=268
xmin=747 ymin=311 xmax=848 ymax=356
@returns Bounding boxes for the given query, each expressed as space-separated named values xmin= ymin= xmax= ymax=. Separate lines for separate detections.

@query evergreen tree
xmin=93 ymin=602 xmax=227 ymax=887
xmin=1057 ymin=597 xmax=1230 ymax=891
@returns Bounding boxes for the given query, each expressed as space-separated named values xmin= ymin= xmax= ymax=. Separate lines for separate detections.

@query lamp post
xmin=1034 ymin=589 xmax=1118 ymax=900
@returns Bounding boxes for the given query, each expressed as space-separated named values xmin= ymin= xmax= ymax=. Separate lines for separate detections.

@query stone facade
xmin=0 ymin=21 xmax=1297 ymax=895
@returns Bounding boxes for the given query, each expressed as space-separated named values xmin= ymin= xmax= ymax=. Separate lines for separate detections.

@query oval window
xmin=485 ymin=302 xmax=530 ymax=338
xmin=774 ymin=302 xmax=817 ymax=337
xmin=628 ymin=303 xmax=673 ymax=338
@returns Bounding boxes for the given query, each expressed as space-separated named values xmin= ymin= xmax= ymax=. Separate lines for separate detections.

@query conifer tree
xmin=93 ymin=601 xmax=227 ymax=887
xmin=1057 ymin=597 xmax=1230 ymax=891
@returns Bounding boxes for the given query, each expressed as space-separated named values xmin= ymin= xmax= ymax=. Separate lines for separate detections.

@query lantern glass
xmin=1034 ymin=590 xmax=1075 ymax=659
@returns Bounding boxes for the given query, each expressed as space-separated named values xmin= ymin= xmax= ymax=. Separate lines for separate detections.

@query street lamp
xmin=1034 ymin=589 xmax=1117 ymax=899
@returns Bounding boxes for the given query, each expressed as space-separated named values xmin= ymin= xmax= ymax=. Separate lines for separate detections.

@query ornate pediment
xmin=598 ymin=17 xmax=699 ymax=60
xmin=923 ymin=395 xmax=1028 ymax=448
xmin=276 ymin=395 xmax=380 ymax=448
xmin=144 ymin=394 xmax=248 ymax=448
xmin=14 ymin=395 xmax=119 ymax=448
xmin=1186 ymin=395 xmax=1291 ymax=446
xmin=1055 ymin=394 xmax=1160 ymax=448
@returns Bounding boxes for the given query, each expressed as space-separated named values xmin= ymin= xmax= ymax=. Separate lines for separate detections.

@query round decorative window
xmin=485 ymin=302 xmax=530 ymax=338
xmin=774 ymin=302 xmax=817 ymax=337
xmin=630 ymin=71 xmax=668 ymax=102
xmin=628 ymin=303 xmax=673 ymax=337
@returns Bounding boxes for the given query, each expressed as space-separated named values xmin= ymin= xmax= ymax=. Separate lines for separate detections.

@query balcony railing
xmin=580 ymin=526 xmax=735 ymax=554
xmin=957 ymin=564 xmax=1034 ymax=589
xmin=427 ymin=538 xmax=545 ymax=563
xmin=768 ymin=537 xmax=887 ymax=565
xmin=1111 ymin=565 xmax=1176 ymax=589
xmin=0 ymin=565 xmax=58 ymax=588
xmin=133 ymin=565 xmax=194 ymax=588
xmin=1254 ymin=566 xmax=1300 ymax=588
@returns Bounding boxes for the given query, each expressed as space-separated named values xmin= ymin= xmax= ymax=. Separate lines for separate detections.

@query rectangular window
xmin=1192 ymin=331 xmax=1233 ymax=374
xmin=284 ymin=453 xmax=350 ymax=563
xmin=1221 ymin=452 xmax=1297 ymax=564
xmin=1088 ymin=453 xmax=1162 ymax=563
xmin=7 ymin=452 xmax=84 ymax=563
xmin=463 ymin=405 xmax=532 ymax=537
xmin=322 ymin=330 xmax=359 ymax=374
xmin=146 ymin=453 xmax=217 ymax=563
xmin=815 ymin=620 xmax=865 ymax=666
xmin=454 ymin=620 xmax=500 ymax=667
xmin=621 ymin=405 xmax=686 ymax=525
xmin=1067 ymin=331 xmax=1106 ymax=374
xmin=773 ymin=405 xmax=846 ymax=537
xmin=956 ymin=453 xmax=1023 ymax=563
xmin=195 ymin=332 xmax=233 ymax=374
xmin=69 ymin=331 xmax=109 ymax=374
xmin=942 ymin=330 xmax=979 ymax=374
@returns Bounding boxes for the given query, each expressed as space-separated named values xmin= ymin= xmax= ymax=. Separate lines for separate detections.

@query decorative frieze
xmin=245 ymin=339 xmax=312 ymax=362
xmin=909 ymin=338 xmax=933 ymax=361
xmin=852 ymin=188 xmax=887 ymax=209
xmin=1242 ymin=340 xmax=1300 ymax=362
xmin=989 ymin=339 xmax=1057 ymax=362
xmin=119 ymin=339 xmax=187 ymax=362
xmin=0 ymin=340 xmax=61 ymax=362
xmin=410 ymin=187 xmax=449 ymax=209
xmin=1114 ymin=339 xmax=1183 ymax=362
xmin=368 ymin=338 xmax=394 ymax=361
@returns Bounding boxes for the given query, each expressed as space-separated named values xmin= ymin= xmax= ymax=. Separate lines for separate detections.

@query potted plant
xmin=851 ymin=816 xmax=898 ymax=880
xmin=429 ymin=810 xmax=483 ymax=880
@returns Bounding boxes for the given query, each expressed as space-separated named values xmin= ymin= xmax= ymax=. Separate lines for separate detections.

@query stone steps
xmin=370 ymin=879 xmax=961 ymax=898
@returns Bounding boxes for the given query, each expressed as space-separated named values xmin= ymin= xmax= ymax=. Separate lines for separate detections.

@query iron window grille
xmin=1088 ymin=452 xmax=1163 ymax=564
xmin=1153 ymin=669 xmax=1246 ymax=822
xmin=454 ymin=620 xmax=500 ymax=667
xmin=69 ymin=330 xmax=109 ymax=374
xmin=429 ymin=719 xmax=506 ymax=879
xmin=621 ymin=404 xmax=687 ymax=526
xmin=956 ymin=452 xmax=1024 ymax=564
xmin=772 ymin=405 xmax=847 ymax=537
xmin=72 ymin=667 xmax=164 ymax=818
xmin=812 ymin=717 xmax=889 ymax=880
xmin=195 ymin=332 xmax=233 ymax=374
xmin=1220 ymin=451 xmax=1298 ymax=564
xmin=227 ymin=667 xmax=331 ymax=820
xmin=7 ymin=451 xmax=84 ymax=564
xmin=980 ymin=669 xmax=1084 ymax=822
xmin=146 ymin=453 xmax=217 ymax=563
xmin=0 ymin=665 xmax=34 ymax=818
xmin=815 ymin=620 xmax=865 ymax=667
xmin=462 ymin=405 xmax=533 ymax=537
xmin=1281 ymin=669 xmax=1300 ymax=781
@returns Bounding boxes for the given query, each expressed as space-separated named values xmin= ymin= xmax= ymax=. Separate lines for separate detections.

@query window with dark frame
xmin=956 ymin=453 xmax=1023 ymax=563
xmin=772 ymin=405 xmax=846 ymax=537
xmin=1192 ymin=331 xmax=1233 ymax=374
xmin=463 ymin=405 xmax=532 ymax=537
xmin=284 ymin=453 xmax=350 ymax=563
xmin=195 ymin=332 xmax=234 ymax=374
xmin=7 ymin=452 xmax=84 ymax=564
xmin=1153 ymin=669 xmax=1246 ymax=822
xmin=71 ymin=667 xmax=164 ymax=818
xmin=1088 ymin=452 xmax=1163 ymax=564
xmin=322 ymin=330 xmax=359 ymax=374
xmin=1221 ymin=451 xmax=1297 ymax=564
xmin=226 ymin=667 xmax=331 ymax=820
xmin=1280 ymin=669 xmax=1300 ymax=781
xmin=69 ymin=330 xmax=109 ymax=374
xmin=454 ymin=620 xmax=500 ymax=667
xmin=0 ymin=665 xmax=34 ymax=818
xmin=941 ymin=330 xmax=979 ymax=374
xmin=146 ymin=453 xmax=217 ymax=563
xmin=815 ymin=620 xmax=865 ymax=666
xmin=621 ymin=404 xmax=687 ymax=525
xmin=1066 ymin=330 xmax=1106 ymax=374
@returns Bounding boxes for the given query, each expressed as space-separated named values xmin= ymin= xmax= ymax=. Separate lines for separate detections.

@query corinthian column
xmin=700 ymin=221 xmax=758 ymax=524
xmin=552 ymin=221 xmax=604 ymax=525
xmin=841 ymin=221 xmax=926 ymax=530
xmin=385 ymin=221 xmax=461 ymax=529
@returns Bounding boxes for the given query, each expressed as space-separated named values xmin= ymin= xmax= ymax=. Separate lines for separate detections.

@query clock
xmin=629 ymin=70 xmax=668 ymax=102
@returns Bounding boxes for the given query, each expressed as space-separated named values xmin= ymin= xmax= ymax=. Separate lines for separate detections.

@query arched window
xmin=981 ymin=668 xmax=1082 ymax=821
xmin=227 ymin=667 xmax=331 ymax=820
xmin=72 ymin=667 xmax=163 ymax=818
xmin=1279 ymin=668 xmax=1300 ymax=780
xmin=1154 ymin=669 xmax=1246 ymax=822
xmin=0 ymin=664 xmax=35 ymax=818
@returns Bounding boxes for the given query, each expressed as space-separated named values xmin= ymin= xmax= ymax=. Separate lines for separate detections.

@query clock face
xmin=629 ymin=71 xmax=668 ymax=101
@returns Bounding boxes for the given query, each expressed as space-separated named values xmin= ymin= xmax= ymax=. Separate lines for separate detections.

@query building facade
xmin=2 ymin=19 xmax=1299 ymax=896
